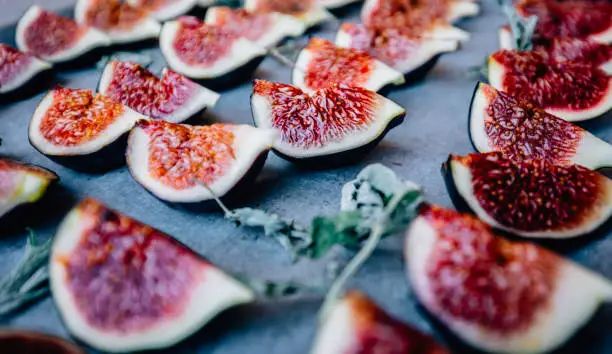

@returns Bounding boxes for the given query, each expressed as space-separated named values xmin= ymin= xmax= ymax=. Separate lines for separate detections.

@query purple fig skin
xmin=0 ymin=330 xmax=85 ymax=354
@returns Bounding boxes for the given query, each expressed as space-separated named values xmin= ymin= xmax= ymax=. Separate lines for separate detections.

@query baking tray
xmin=0 ymin=1 xmax=610 ymax=353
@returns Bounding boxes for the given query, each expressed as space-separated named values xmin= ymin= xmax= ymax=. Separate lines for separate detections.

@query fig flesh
xmin=74 ymin=0 xmax=161 ymax=45
xmin=405 ymin=204 xmax=612 ymax=354
xmin=29 ymin=87 xmax=147 ymax=172
xmin=0 ymin=44 xmax=51 ymax=95
xmin=293 ymin=37 xmax=405 ymax=93
xmin=16 ymin=6 xmax=110 ymax=64
xmin=488 ymin=49 xmax=612 ymax=122
xmin=127 ymin=0 xmax=199 ymax=21
xmin=0 ymin=329 xmax=84 ymax=354
xmin=126 ymin=120 xmax=277 ymax=203
xmin=159 ymin=16 xmax=267 ymax=89
xmin=98 ymin=60 xmax=220 ymax=123
xmin=0 ymin=158 xmax=57 ymax=220
xmin=243 ymin=0 xmax=334 ymax=29
xmin=443 ymin=152 xmax=612 ymax=239
xmin=205 ymin=6 xmax=307 ymax=48
xmin=251 ymin=80 xmax=405 ymax=162
xmin=469 ymin=82 xmax=612 ymax=169
xmin=50 ymin=198 xmax=254 ymax=353
xmin=311 ymin=291 xmax=448 ymax=354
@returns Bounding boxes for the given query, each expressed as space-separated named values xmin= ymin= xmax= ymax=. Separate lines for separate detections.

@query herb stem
xmin=192 ymin=178 xmax=233 ymax=217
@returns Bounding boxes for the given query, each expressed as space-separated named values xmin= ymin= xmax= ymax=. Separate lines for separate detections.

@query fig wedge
xmin=0 ymin=44 xmax=52 ymax=96
xmin=243 ymin=0 xmax=334 ymax=29
xmin=127 ymin=0 xmax=199 ymax=21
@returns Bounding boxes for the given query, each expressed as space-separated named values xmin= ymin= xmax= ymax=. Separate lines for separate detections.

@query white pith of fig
xmin=251 ymin=80 xmax=406 ymax=160
xmin=16 ymin=6 xmax=110 ymax=64
xmin=29 ymin=87 xmax=147 ymax=157
xmin=445 ymin=152 xmax=612 ymax=239
xmin=205 ymin=6 xmax=307 ymax=48
xmin=50 ymin=198 xmax=254 ymax=353
xmin=127 ymin=120 xmax=277 ymax=203
xmin=293 ymin=37 xmax=405 ymax=93
xmin=0 ymin=44 xmax=52 ymax=94
xmin=74 ymin=0 xmax=161 ymax=45
xmin=127 ymin=0 xmax=199 ymax=21
xmin=243 ymin=0 xmax=334 ymax=28
xmin=405 ymin=205 xmax=612 ymax=354
xmin=98 ymin=60 xmax=220 ymax=123
xmin=469 ymin=82 xmax=612 ymax=170
xmin=159 ymin=18 xmax=267 ymax=80
xmin=311 ymin=291 xmax=449 ymax=354
xmin=0 ymin=158 xmax=57 ymax=219
xmin=318 ymin=0 xmax=361 ymax=9
xmin=0 ymin=330 xmax=84 ymax=354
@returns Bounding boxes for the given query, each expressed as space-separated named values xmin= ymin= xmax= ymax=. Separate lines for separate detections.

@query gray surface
xmin=0 ymin=1 xmax=611 ymax=353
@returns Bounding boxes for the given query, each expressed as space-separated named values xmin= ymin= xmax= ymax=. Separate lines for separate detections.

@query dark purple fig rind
xmin=467 ymin=81 xmax=484 ymax=154
xmin=0 ymin=68 xmax=54 ymax=103
xmin=441 ymin=155 xmax=474 ymax=215
xmin=0 ymin=329 xmax=85 ymax=354
xmin=403 ymin=54 xmax=442 ymax=83
xmin=194 ymin=55 xmax=266 ymax=91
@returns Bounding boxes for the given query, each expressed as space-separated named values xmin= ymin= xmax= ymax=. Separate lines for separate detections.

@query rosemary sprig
xmin=498 ymin=0 xmax=538 ymax=51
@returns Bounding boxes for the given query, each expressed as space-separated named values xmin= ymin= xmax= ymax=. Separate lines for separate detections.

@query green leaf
xmin=306 ymin=212 xmax=363 ymax=259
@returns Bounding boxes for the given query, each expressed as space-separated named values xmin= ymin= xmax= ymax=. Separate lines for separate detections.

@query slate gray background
xmin=0 ymin=1 xmax=610 ymax=353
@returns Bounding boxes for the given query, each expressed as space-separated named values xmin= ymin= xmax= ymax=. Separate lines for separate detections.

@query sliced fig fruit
xmin=0 ymin=44 xmax=52 ymax=96
xmin=469 ymin=82 xmax=612 ymax=169
xmin=98 ymin=60 xmax=220 ymax=123
xmin=515 ymin=0 xmax=612 ymax=44
xmin=74 ymin=0 xmax=161 ymax=45
xmin=159 ymin=16 xmax=267 ymax=89
xmin=405 ymin=204 xmax=612 ymax=354
xmin=442 ymin=152 xmax=612 ymax=239
xmin=0 ymin=158 xmax=57 ymax=220
xmin=16 ymin=6 xmax=110 ymax=64
xmin=293 ymin=37 xmax=405 ymax=93
xmin=251 ymin=80 xmax=405 ymax=162
xmin=29 ymin=87 xmax=147 ymax=172
xmin=0 ymin=329 xmax=84 ymax=354
xmin=336 ymin=22 xmax=468 ymax=79
xmin=243 ymin=0 xmax=334 ymax=29
xmin=127 ymin=120 xmax=276 ymax=203
xmin=50 ymin=198 xmax=254 ymax=352
xmin=488 ymin=49 xmax=612 ymax=122
xmin=312 ymin=291 xmax=448 ymax=354
xmin=127 ymin=0 xmax=199 ymax=21
xmin=205 ymin=6 xmax=307 ymax=48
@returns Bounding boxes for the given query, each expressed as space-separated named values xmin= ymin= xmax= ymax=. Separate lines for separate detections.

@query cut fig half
xmin=159 ymin=17 xmax=267 ymax=89
xmin=127 ymin=0 xmax=199 ymax=21
xmin=405 ymin=204 xmax=612 ymax=354
xmin=243 ymin=0 xmax=334 ymax=29
xmin=0 ymin=329 xmax=84 ymax=354
xmin=127 ymin=120 xmax=276 ymax=203
xmin=50 ymin=198 xmax=254 ymax=353
xmin=468 ymin=82 xmax=612 ymax=169
xmin=16 ymin=6 xmax=111 ymax=64
xmin=488 ymin=50 xmax=612 ymax=122
xmin=29 ymin=87 xmax=148 ymax=172
xmin=312 ymin=290 xmax=449 ymax=354
xmin=0 ymin=158 xmax=57 ymax=220
xmin=98 ymin=60 xmax=220 ymax=123
xmin=74 ymin=0 xmax=161 ymax=45
xmin=442 ymin=152 xmax=612 ymax=239
xmin=251 ymin=80 xmax=405 ymax=162
xmin=0 ymin=44 xmax=52 ymax=96
xmin=293 ymin=37 xmax=405 ymax=93
xmin=205 ymin=6 xmax=307 ymax=48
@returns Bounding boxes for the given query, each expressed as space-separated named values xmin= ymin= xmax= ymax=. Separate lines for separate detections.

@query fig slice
xmin=127 ymin=120 xmax=277 ymax=203
xmin=126 ymin=0 xmax=199 ymax=21
xmin=404 ymin=204 xmax=612 ymax=354
xmin=442 ymin=152 xmax=612 ymax=239
xmin=0 ymin=158 xmax=57 ymax=220
xmin=50 ymin=198 xmax=254 ymax=353
xmin=16 ymin=6 xmax=110 ymax=64
xmin=243 ymin=0 xmax=334 ymax=29
xmin=0 ymin=329 xmax=84 ymax=354
xmin=311 ymin=290 xmax=449 ymax=354
xmin=0 ymin=44 xmax=52 ymax=95
xmin=159 ymin=16 xmax=267 ymax=88
xmin=335 ymin=22 xmax=468 ymax=79
xmin=468 ymin=82 xmax=612 ymax=169
xmin=293 ymin=37 xmax=405 ymax=93
xmin=98 ymin=60 xmax=220 ymax=123
xmin=251 ymin=80 xmax=405 ymax=162
xmin=28 ymin=87 xmax=148 ymax=171
xmin=488 ymin=49 xmax=612 ymax=122
xmin=74 ymin=0 xmax=162 ymax=45
xmin=204 ymin=6 xmax=307 ymax=48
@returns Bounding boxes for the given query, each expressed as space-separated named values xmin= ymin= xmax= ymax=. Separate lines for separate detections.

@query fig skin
xmin=0 ymin=329 xmax=85 ymax=354
xmin=192 ymin=56 xmax=266 ymax=91
xmin=0 ymin=69 xmax=54 ymax=103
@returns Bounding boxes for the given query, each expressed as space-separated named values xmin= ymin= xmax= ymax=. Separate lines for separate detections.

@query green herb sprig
xmin=498 ymin=0 xmax=538 ymax=51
